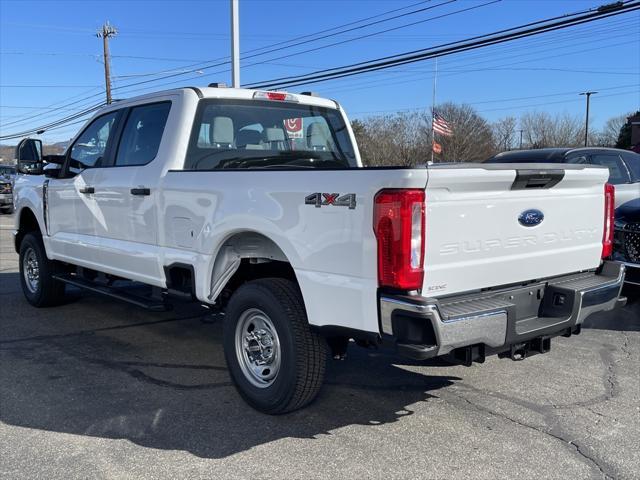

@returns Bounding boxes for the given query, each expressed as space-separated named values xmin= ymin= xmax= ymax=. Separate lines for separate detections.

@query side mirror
xmin=16 ymin=138 xmax=43 ymax=175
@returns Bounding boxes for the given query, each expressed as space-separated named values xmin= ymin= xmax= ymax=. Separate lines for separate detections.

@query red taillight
xmin=374 ymin=189 xmax=425 ymax=290
xmin=602 ymin=183 xmax=615 ymax=259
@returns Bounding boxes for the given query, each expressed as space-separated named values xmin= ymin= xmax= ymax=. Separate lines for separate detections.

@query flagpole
xmin=431 ymin=57 xmax=438 ymax=163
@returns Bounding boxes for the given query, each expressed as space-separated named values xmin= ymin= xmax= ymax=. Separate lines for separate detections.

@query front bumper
xmin=0 ymin=193 xmax=12 ymax=205
xmin=379 ymin=261 xmax=626 ymax=361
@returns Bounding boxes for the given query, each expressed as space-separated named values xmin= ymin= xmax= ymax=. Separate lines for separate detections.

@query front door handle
xmin=79 ymin=186 xmax=94 ymax=194
xmin=130 ymin=187 xmax=150 ymax=196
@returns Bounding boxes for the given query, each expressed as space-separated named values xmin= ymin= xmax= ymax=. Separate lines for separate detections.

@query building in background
xmin=628 ymin=113 xmax=640 ymax=153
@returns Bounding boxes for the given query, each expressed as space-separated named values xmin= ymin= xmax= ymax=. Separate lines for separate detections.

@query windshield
xmin=0 ymin=166 xmax=16 ymax=177
xmin=184 ymin=99 xmax=357 ymax=170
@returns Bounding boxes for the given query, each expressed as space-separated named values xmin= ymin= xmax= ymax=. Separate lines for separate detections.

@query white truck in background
xmin=13 ymin=86 xmax=626 ymax=413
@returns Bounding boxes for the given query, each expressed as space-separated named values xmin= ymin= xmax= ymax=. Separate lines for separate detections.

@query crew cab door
xmin=89 ymin=101 xmax=171 ymax=284
xmin=47 ymin=110 xmax=121 ymax=267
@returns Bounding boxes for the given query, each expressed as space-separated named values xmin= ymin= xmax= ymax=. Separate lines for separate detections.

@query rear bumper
xmin=379 ymin=261 xmax=626 ymax=361
xmin=619 ymin=262 xmax=640 ymax=286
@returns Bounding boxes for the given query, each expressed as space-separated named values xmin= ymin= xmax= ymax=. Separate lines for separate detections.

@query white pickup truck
xmin=13 ymin=86 xmax=626 ymax=413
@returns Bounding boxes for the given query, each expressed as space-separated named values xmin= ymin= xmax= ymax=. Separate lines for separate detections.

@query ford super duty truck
xmin=13 ymin=86 xmax=626 ymax=413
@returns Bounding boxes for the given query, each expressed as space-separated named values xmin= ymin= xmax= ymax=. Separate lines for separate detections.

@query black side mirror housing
xmin=16 ymin=138 xmax=44 ymax=175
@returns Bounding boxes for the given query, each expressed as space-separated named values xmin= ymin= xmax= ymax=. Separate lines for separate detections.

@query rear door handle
xmin=79 ymin=186 xmax=94 ymax=194
xmin=130 ymin=187 xmax=150 ymax=196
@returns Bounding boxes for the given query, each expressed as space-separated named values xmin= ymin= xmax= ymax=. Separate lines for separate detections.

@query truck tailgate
xmin=423 ymin=164 xmax=609 ymax=297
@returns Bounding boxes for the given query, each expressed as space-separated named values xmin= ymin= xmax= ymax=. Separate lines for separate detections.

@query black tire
xmin=18 ymin=233 xmax=65 ymax=307
xmin=223 ymin=278 xmax=328 ymax=414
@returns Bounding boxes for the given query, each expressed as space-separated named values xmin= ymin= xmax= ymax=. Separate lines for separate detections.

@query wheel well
xmin=15 ymin=208 xmax=41 ymax=253
xmin=210 ymin=232 xmax=297 ymax=307
xmin=218 ymin=259 xmax=297 ymax=307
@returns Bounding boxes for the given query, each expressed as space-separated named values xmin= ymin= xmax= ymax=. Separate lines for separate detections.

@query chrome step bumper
xmin=379 ymin=261 xmax=626 ymax=360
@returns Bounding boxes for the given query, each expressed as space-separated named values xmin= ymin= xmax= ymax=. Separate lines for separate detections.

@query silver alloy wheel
xmin=23 ymin=246 xmax=40 ymax=294
xmin=235 ymin=308 xmax=282 ymax=388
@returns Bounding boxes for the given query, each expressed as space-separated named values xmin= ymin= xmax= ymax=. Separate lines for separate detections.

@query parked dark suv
xmin=485 ymin=148 xmax=640 ymax=208
xmin=614 ymin=198 xmax=640 ymax=287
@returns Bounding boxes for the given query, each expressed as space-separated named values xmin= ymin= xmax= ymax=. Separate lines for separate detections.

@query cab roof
xmin=110 ymin=86 xmax=339 ymax=110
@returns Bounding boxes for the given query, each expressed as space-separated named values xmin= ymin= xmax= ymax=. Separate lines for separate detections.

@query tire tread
xmin=227 ymin=278 xmax=327 ymax=414
xmin=19 ymin=233 xmax=65 ymax=307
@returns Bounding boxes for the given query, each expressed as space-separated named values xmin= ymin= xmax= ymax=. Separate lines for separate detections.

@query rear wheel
xmin=223 ymin=278 xmax=328 ymax=414
xmin=19 ymin=233 xmax=65 ymax=307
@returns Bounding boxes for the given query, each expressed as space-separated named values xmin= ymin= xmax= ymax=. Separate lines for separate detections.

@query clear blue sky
xmin=0 ymin=0 xmax=638 ymax=144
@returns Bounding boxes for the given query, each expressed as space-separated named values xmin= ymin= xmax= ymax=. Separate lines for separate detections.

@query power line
xmin=0 ymin=0 xmax=467 ymax=138
xmin=0 ymin=103 xmax=105 ymax=140
xmin=350 ymin=83 xmax=639 ymax=114
xmin=0 ymin=86 xmax=105 ymax=127
xmin=57 ymin=5 xmax=638 ymax=115
xmin=108 ymin=0 xmax=465 ymax=93
xmin=0 ymin=0 xmax=485 ymax=123
xmin=0 ymin=88 xmax=106 ymax=129
xmin=113 ymin=15 xmax=639 ymax=98
xmin=4 ymin=1 xmax=637 ymax=140
xmin=322 ymin=30 xmax=639 ymax=96
xmin=477 ymin=89 xmax=636 ymax=113
xmin=0 ymin=85 xmax=101 ymax=88
xmin=246 ymin=1 xmax=640 ymax=90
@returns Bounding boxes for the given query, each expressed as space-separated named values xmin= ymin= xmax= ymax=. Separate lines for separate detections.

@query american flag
xmin=433 ymin=113 xmax=453 ymax=137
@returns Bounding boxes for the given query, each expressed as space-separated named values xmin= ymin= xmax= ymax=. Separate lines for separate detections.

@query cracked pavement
xmin=1 ymin=213 xmax=638 ymax=480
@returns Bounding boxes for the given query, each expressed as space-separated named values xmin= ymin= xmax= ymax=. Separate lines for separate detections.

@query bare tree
xmin=434 ymin=102 xmax=496 ymax=162
xmin=492 ymin=116 xmax=517 ymax=152
xmin=520 ymin=111 xmax=584 ymax=148
xmin=592 ymin=112 xmax=632 ymax=146
xmin=352 ymin=111 xmax=431 ymax=167
xmin=352 ymin=103 xmax=496 ymax=165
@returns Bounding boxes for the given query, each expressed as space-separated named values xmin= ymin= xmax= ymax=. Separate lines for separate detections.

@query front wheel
xmin=223 ymin=278 xmax=328 ymax=414
xmin=19 ymin=233 xmax=65 ymax=307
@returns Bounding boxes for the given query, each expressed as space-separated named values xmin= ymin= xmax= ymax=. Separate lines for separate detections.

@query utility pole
xmin=96 ymin=22 xmax=117 ymax=104
xmin=230 ymin=0 xmax=240 ymax=88
xmin=518 ymin=129 xmax=524 ymax=149
xmin=579 ymin=91 xmax=597 ymax=147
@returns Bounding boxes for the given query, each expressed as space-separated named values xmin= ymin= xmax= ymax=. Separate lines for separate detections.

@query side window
xmin=70 ymin=112 xmax=119 ymax=168
xmin=565 ymin=154 xmax=588 ymax=164
xmin=115 ymin=102 xmax=171 ymax=167
xmin=621 ymin=151 xmax=640 ymax=182
xmin=589 ymin=154 xmax=631 ymax=185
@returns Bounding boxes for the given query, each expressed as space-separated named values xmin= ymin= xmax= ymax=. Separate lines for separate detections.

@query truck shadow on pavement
xmin=0 ymin=272 xmax=458 ymax=459
xmin=583 ymin=287 xmax=640 ymax=332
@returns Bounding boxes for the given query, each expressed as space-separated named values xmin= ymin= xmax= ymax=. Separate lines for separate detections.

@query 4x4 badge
xmin=305 ymin=193 xmax=356 ymax=209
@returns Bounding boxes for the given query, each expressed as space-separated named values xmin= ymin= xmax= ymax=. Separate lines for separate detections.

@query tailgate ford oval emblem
xmin=519 ymin=209 xmax=544 ymax=227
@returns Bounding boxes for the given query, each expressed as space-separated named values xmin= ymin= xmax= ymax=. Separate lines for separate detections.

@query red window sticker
xmin=284 ymin=117 xmax=303 ymax=138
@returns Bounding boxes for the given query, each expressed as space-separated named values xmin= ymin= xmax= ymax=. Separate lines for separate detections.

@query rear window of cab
xmin=184 ymin=99 xmax=357 ymax=170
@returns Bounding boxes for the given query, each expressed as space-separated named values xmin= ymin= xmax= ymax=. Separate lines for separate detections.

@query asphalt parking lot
xmin=0 ymin=212 xmax=638 ymax=480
